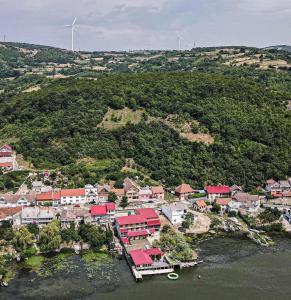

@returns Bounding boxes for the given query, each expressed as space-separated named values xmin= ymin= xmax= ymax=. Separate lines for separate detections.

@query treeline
xmin=0 ymin=72 xmax=290 ymax=189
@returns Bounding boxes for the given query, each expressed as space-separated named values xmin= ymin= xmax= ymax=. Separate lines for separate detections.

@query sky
xmin=0 ymin=0 xmax=291 ymax=51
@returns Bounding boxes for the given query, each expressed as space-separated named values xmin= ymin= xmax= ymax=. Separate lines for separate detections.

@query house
xmin=230 ymin=192 xmax=261 ymax=215
xmin=161 ymin=203 xmax=187 ymax=225
xmin=278 ymin=180 xmax=291 ymax=191
xmin=0 ymin=207 xmax=22 ymax=225
xmin=36 ymin=191 xmax=61 ymax=206
xmin=0 ymin=144 xmax=13 ymax=157
xmin=129 ymin=248 xmax=164 ymax=270
xmin=123 ymin=178 xmax=140 ymax=203
xmin=151 ymin=186 xmax=164 ymax=201
xmin=115 ymin=208 xmax=160 ymax=243
xmin=32 ymin=181 xmax=44 ymax=193
xmin=96 ymin=184 xmax=111 ymax=203
xmin=21 ymin=206 xmax=55 ymax=225
xmin=90 ymin=202 xmax=115 ymax=225
xmin=265 ymin=179 xmax=290 ymax=193
xmin=60 ymin=188 xmax=86 ymax=205
xmin=230 ymin=185 xmax=243 ymax=195
xmin=206 ymin=185 xmax=231 ymax=202
xmin=0 ymin=193 xmax=36 ymax=207
xmin=193 ymin=200 xmax=207 ymax=212
xmin=0 ymin=162 xmax=13 ymax=172
xmin=60 ymin=207 xmax=90 ymax=228
xmin=116 ymin=214 xmax=149 ymax=243
xmin=135 ymin=208 xmax=161 ymax=232
xmin=175 ymin=183 xmax=194 ymax=201
xmin=139 ymin=187 xmax=152 ymax=202
xmin=215 ymin=198 xmax=232 ymax=213
xmin=84 ymin=184 xmax=98 ymax=202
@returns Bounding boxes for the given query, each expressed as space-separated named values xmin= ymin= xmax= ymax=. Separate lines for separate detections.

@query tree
xmin=38 ymin=221 xmax=62 ymax=252
xmin=108 ymin=192 xmax=118 ymax=203
xmin=120 ymin=195 xmax=128 ymax=208
xmin=0 ymin=221 xmax=14 ymax=241
xmin=211 ymin=203 xmax=221 ymax=214
xmin=13 ymin=226 xmax=35 ymax=257
xmin=61 ymin=223 xmax=80 ymax=243
xmin=26 ymin=223 xmax=39 ymax=237
xmin=78 ymin=224 xmax=111 ymax=250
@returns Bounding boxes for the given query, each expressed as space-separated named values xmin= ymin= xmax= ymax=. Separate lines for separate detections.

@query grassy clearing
xmin=97 ymin=107 xmax=144 ymax=130
xmin=25 ymin=255 xmax=45 ymax=269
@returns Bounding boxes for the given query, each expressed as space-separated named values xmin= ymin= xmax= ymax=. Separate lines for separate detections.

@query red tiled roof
xmin=195 ymin=200 xmax=206 ymax=207
xmin=127 ymin=229 xmax=149 ymax=237
xmin=61 ymin=188 xmax=85 ymax=197
xmin=120 ymin=237 xmax=129 ymax=244
xmin=0 ymin=207 xmax=21 ymax=219
xmin=91 ymin=205 xmax=107 ymax=216
xmin=149 ymin=228 xmax=155 ymax=234
xmin=175 ymin=183 xmax=194 ymax=194
xmin=144 ymin=248 xmax=162 ymax=256
xmin=130 ymin=249 xmax=153 ymax=266
xmin=151 ymin=186 xmax=164 ymax=194
xmin=116 ymin=214 xmax=145 ymax=226
xmin=206 ymin=186 xmax=230 ymax=194
xmin=0 ymin=162 xmax=13 ymax=168
xmin=111 ymin=188 xmax=124 ymax=196
xmin=105 ymin=202 xmax=115 ymax=211
xmin=36 ymin=191 xmax=61 ymax=201
xmin=146 ymin=219 xmax=161 ymax=226
xmin=120 ymin=228 xmax=128 ymax=233
xmin=136 ymin=208 xmax=159 ymax=220
xmin=216 ymin=198 xmax=231 ymax=205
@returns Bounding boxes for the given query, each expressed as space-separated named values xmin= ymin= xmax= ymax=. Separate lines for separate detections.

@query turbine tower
xmin=65 ymin=17 xmax=77 ymax=51
xmin=177 ymin=34 xmax=182 ymax=51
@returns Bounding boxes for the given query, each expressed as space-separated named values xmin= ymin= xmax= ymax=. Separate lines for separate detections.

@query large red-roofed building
xmin=116 ymin=208 xmax=160 ymax=243
xmin=206 ymin=185 xmax=231 ymax=202
xmin=91 ymin=202 xmax=115 ymax=224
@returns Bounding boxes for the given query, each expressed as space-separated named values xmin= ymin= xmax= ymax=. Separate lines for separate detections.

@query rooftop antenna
xmin=65 ymin=17 xmax=77 ymax=51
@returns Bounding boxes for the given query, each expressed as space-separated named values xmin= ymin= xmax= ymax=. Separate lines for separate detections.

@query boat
xmin=167 ymin=273 xmax=179 ymax=280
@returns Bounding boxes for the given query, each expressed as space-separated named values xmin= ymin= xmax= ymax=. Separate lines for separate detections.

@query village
xmin=0 ymin=143 xmax=291 ymax=281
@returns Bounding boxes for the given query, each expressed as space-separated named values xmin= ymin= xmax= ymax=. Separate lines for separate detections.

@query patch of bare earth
xmin=150 ymin=114 xmax=214 ymax=145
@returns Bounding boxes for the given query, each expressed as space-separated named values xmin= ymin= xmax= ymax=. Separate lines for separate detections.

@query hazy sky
xmin=1 ymin=0 xmax=291 ymax=51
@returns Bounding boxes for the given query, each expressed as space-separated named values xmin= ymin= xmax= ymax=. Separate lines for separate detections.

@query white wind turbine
xmin=65 ymin=17 xmax=77 ymax=51
xmin=177 ymin=34 xmax=183 ymax=51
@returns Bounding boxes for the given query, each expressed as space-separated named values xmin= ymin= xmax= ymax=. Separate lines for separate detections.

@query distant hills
xmin=263 ymin=45 xmax=291 ymax=53
xmin=1 ymin=42 xmax=291 ymax=80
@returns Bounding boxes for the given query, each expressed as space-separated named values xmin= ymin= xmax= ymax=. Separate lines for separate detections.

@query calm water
xmin=1 ymin=237 xmax=291 ymax=300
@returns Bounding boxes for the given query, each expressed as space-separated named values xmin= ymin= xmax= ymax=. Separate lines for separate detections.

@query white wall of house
xmin=162 ymin=205 xmax=185 ymax=225
xmin=60 ymin=195 xmax=86 ymax=205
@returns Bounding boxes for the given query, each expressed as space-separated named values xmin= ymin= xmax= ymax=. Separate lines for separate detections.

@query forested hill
xmin=1 ymin=42 xmax=291 ymax=79
xmin=0 ymin=72 xmax=290 ymax=190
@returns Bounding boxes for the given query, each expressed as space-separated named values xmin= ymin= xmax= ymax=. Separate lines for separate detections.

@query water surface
xmin=1 ymin=237 xmax=291 ymax=300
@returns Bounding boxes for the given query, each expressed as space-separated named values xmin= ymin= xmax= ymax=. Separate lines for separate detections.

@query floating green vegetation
xmin=81 ymin=250 xmax=111 ymax=263
xmin=25 ymin=255 xmax=45 ymax=269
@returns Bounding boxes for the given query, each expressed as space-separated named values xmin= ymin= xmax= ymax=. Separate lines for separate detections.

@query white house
xmin=60 ymin=188 xmax=87 ymax=205
xmin=161 ymin=203 xmax=187 ymax=225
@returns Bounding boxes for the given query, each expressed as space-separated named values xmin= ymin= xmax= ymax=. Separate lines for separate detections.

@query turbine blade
xmin=72 ymin=17 xmax=77 ymax=25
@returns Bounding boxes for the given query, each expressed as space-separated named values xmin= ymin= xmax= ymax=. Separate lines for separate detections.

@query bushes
xmin=259 ymin=208 xmax=281 ymax=223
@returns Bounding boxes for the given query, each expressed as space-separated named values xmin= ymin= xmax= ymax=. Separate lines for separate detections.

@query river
xmin=1 ymin=236 xmax=291 ymax=300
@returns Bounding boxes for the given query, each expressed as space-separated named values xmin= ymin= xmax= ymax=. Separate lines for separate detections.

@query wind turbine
xmin=65 ymin=17 xmax=77 ymax=51
xmin=177 ymin=34 xmax=183 ymax=51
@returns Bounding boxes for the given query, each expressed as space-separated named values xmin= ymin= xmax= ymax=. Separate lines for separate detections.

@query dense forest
xmin=0 ymin=72 xmax=290 ymax=190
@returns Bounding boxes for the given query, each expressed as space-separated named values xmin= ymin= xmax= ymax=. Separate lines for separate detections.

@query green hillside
xmin=0 ymin=72 xmax=290 ymax=190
